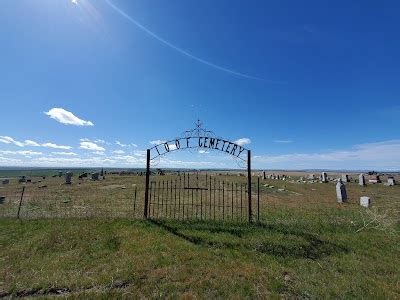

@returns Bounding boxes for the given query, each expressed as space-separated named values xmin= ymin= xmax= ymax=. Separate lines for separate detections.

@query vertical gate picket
xmin=257 ymin=177 xmax=260 ymax=222
xmin=174 ymin=179 xmax=177 ymax=219
xmin=222 ymin=181 xmax=225 ymax=220
xmin=231 ymin=182 xmax=234 ymax=220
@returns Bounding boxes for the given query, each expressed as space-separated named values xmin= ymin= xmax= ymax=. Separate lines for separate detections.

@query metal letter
xmin=209 ymin=138 xmax=215 ymax=149
xmin=164 ymin=143 xmax=170 ymax=152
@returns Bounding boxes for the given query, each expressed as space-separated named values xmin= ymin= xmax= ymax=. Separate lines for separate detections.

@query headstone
xmin=321 ymin=172 xmax=328 ymax=183
xmin=100 ymin=168 xmax=104 ymax=176
xmin=341 ymin=174 xmax=349 ymax=182
xmin=263 ymin=171 xmax=266 ymax=180
xmin=65 ymin=172 xmax=72 ymax=184
xmin=368 ymin=175 xmax=380 ymax=184
xmin=360 ymin=196 xmax=370 ymax=208
xmin=308 ymin=174 xmax=315 ymax=180
xmin=91 ymin=173 xmax=99 ymax=181
xmin=387 ymin=177 xmax=396 ymax=186
xmin=359 ymin=174 xmax=365 ymax=186
xmin=336 ymin=179 xmax=347 ymax=203
xmin=18 ymin=176 xmax=26 ymax=183
xmin=2 ymin=179 xmax=9 ymax=185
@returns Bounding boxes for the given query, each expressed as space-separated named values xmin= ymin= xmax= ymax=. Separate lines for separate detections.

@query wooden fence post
xmin=17 ymin=186 xmax=25 ymax=219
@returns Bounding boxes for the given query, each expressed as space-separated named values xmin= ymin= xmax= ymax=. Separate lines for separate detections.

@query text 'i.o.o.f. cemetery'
xmin=150 ymin=137 xmax=248 ymax=161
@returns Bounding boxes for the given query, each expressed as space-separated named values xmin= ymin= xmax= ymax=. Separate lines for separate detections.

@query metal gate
xmin=146 ymin=173 xmax=258 ymax=222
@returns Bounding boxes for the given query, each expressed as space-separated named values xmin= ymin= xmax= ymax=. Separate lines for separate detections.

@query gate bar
xmin=144 ymin=149 xmax=150 ymax=218
xmin=247 ymin=150 xmax=252 ymax=223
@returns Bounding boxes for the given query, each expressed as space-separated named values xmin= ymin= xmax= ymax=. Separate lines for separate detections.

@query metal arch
xmin=144 ymin=120 xmax=253 ymax=222
xmin=150 ymin=120 xmax=248 ymax=168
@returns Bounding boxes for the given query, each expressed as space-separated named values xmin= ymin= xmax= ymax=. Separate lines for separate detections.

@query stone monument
xmin=336 ymin=179 xmax=347 ymax=203
xmin=359 ymin=174 xmax=366 ymax=186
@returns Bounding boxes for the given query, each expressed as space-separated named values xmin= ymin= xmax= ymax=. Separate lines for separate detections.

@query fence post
xmin=257 ymin=176 xmax=260 ymax=222
xmin=144 ymin=149 xmax=150 ymax=218
xmin=247 ymin=150 xmax=252 ymax=223
xmin=17 ymin=186 xmax=25 ymax=219
xmin=133 ymin=186 xmax=137 ymax=217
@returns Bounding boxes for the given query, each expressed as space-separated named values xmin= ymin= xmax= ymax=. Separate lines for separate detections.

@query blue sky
xmin=0 ymin=0 xmax=399 ymax=170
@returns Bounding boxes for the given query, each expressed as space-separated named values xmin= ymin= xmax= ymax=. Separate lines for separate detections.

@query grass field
xmin=1 ymin=171 xmax=399 ymax=298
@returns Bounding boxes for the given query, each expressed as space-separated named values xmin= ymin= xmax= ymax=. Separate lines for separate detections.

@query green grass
xmin=1 ymin=173 xmax=399 ymax=298
xmin=1 ymin=210 xmax=399 ymax=298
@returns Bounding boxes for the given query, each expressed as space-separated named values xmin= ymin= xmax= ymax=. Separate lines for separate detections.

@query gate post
xmin=247 ymin=150 xmax=252 ymax=223
xmin=144 ymin=149 xmax=150 ymax=218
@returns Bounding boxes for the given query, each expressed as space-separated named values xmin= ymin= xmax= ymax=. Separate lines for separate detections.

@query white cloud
xmin=150 ymin=140 xmax=166 ymax=145
xmin=0 ymin=150 xmax=42 ymax=156
xmin=234 ymin=138 xmax=251 ymax=146
xmin=112 ymin=150 xmax=125 ymax=154
xmin=133 ymin=150 xmax=146 ymax=157
xmin=168 ymin=144 xmax=177 ymax=150
xmin=93 ymin=151 xmax=106 ymax=156
xmin=42 ymin=142 xmax=72 ymax=150
xmin=45 ymin=108 xmax=94 ymax=126
xmin=0 ymin=156 xmax=22 ymax=165
xmin=254 ymin=139 xmax=400 ymax=170
xmin=116 ymin=141 xmax=128 ymax=147
xmin=116 ymin=141 xmax=138 ymax=148
xmin=52 ymin=152 xmax=78 ymax=156
xmin=274 ymin=140 xmax=292 ymax=144
xmin=199 ymin=150 xmax=209 ymax=154
xmin=24 ymin=140 xmax=40 ymax=147
xmin=94 ymin=139 xmax=106 ymax=144
xmin=0 ymin=136 xmax=25 ymax=147
xmin=0 ymin=136 xmax=72 ymax=149
xmin=80 ymin=141 xmax=105 ymax=151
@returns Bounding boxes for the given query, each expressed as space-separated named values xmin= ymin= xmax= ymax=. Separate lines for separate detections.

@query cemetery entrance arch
xmin=144 ymin=120 xmax=254 ymax=222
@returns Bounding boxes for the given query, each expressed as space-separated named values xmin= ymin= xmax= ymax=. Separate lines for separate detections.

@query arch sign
xmin=144 ymin=120 xmax=252 ymax=221
xmin=150 ymin=136 xmax=248 ymax=162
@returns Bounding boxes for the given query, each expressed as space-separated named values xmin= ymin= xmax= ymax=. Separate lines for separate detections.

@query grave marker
xmin=341 ymin=174 xmax=349 ymax=182
xmin=360 ymin=196 xmax=370 ymax=208
xmin=387 ymin=177 xmax=396 ymax=186
xmin=359 ymin=174 xmax=366 ymax=186
xmin=336 ymin=179 xmax=347 ymax=203
xmin=65 ymin=172 xmax=72 ymax=184
xmin=321 ymin=172 xmax=328 ymax=183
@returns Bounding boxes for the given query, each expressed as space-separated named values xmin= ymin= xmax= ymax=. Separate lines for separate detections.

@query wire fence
xmin=0 ymin=186 xmax=143 ymax=219
xmin=0 ymin=174 xmax=399 ymax=223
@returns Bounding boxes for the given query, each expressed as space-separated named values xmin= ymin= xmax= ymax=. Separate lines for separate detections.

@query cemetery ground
xmin=0 ymin=172 xmax=399 ymax=298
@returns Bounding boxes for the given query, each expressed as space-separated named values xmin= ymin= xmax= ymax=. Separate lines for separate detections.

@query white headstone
xmin=387 ymin=177 xmax=396 ymax=186
xmin=341 ymin=174 xmax=349 ymax=182
xmin=360 ymin=196 xmax=370 ymax=208
xmin=359 ymin=174 xmax=365 ymax=186
xmin=321 ymin=172 xmax=328 ymax=183
xmin=336 ymin=180 xmax=347 ymax=203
